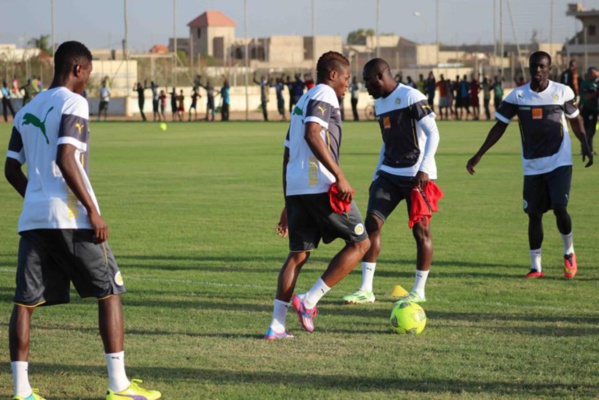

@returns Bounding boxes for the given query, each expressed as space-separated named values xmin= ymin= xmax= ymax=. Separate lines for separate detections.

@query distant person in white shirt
xmin=98 ymin=78 xmax=110 ymax=121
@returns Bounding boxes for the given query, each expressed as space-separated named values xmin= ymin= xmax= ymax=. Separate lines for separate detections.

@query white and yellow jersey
xmin=6 ymin=87 xmax=97 ymax=232
xmin=284 ymin=84 xmax=342 ymax=196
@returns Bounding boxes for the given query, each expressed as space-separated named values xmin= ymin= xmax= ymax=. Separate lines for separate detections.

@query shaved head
xmin=363 ymin=58 xmax=392 ymax=78
xmin=362 ymin=57 xmax=397 ymax=99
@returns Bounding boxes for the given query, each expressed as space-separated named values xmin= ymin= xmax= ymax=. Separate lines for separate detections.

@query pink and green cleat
xmin=292 ymin=294 xmax=318 ymax=332
xmin=264 ymin=327 xmax=295 ymax=340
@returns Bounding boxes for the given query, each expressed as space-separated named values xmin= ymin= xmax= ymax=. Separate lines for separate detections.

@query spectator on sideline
xmin=274 ymin=77 xmax=286 ymax=121
xmin=470 ymin=74 xmax=480 ymax=120
xmin=560 ymin=59 xmax=581 ymax=103
xmin=159 ymin=89 xmax=167 ymax=121
xmin=150 ymin=81 xmax=161 ymax=122
xmin=170 ymin=87 xmax=177 ymax=121
xmin=436 ymin=74 xmax=450 ymax=120
xmin=188 ymin=88 xmax=200 ymax=121
xmin=2 ymin=80 xmax=17 ymax=122
xmin=350 ymin=76 xmax=360 ymax=121
xmin=198 ymin=77 xmax=216 ymax=121
xmin=580 ymin=66 xmax=599 ymax=154
xmin=133 ymin=81 xmax=147 ymax=121
xmin=425 ymin=71 xmax=436 ymax=113
xmin=177 ymin=89 xmax=185 ymax=122
xmin=98 ymin=79 xmax=110 ymax=121
xmin=220 ymin=79 xmax=230 ymax=121
xmin=254 ymin=73 xmax=270 ymax=122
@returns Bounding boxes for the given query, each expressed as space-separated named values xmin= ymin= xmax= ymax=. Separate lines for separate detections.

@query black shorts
xmin=153 ymin=99 xmax=159 ymax=112
xmin=99 ymin=101 xmax=109 ymax=111
xmin=523 ymin=165 xmax=572 ymax=214
xmin=367 ymin=172 xmax=416 ymax=223
xmin=286 ymin=193 xmax=368 ymax=252
xmin=14 ymin=229 xmax=126 ymax=307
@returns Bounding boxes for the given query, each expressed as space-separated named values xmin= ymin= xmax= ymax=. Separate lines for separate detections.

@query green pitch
xmin=1 ymin=120 xmax=598 ymax=399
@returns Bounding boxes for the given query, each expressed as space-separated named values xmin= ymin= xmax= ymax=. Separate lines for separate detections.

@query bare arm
xmin=56 ymin=144 xmax=108 ymax=243
xmin=304 ymin=121 xmax=353 ymax=201
xmin=4 ymin=158 xmax=27 ymax=198
xmin=568 ymin=115 xmax=594 ymax=167
xmin=466 ymin=120 xmax=509 ymax=174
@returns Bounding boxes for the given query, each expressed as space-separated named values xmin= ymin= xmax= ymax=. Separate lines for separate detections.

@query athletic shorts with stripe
xmin=286 ymin=193 xmax=368 ymax=252
xmin=14 ymin=229 xmax=126 ymax=307
xmin=523 ymin=165 xmax=571 ymax=215
xmin=367 ymin=172 xmax=417 ymax=223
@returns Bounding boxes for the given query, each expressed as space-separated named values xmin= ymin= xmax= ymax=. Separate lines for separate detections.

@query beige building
xmin=564 ymin=2 xmax=599 ymax=69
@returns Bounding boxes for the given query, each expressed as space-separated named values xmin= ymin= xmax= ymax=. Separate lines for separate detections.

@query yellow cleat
xmin=13 ymin=389 xmax=46 ymax=400
xmin=106 ymin=379 xmax=161 ymax=400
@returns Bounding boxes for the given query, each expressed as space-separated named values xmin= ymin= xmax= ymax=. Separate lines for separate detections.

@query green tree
xmin=28 ymin=34 xmax=52 ymax=55
xmin=347 ymin=28 xmax=376 ymax=45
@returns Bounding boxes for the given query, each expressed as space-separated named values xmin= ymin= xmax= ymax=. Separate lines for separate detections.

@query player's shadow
xmin=26 ymin=362 xmax=599 ymax=397
xmin=116 ymin=254 xmax=334 ymax=273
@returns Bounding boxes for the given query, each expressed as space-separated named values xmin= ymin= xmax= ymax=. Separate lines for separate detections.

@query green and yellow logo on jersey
xmin=23 ymin=106 xmax=54 ymax=145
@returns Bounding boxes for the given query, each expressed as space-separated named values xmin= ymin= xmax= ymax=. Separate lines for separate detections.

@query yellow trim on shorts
xmin=14 ymin=300 xmax=46 ymax=308
xmin=289 ymin=249 xmax=314 ymax=253
xmin=101 ymin=243 xmax=108 ymax=265
xmin=97 ymin=294 xmax=114 ymax=301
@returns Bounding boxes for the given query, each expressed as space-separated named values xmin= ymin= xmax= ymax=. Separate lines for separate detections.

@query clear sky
xmin=0 ymin=0 xmax=596 ymax=52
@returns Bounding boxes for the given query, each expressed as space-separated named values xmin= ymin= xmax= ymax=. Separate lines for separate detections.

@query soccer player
xmin=466 ymin=51 xmax=593 ymax=279
xmin=4 ymin=41 xmax=160 ymax=400
xmin=341 ymin=58 xmax=440 ymax=305
xmin=264 ymin=51 xmax=370 ymax=339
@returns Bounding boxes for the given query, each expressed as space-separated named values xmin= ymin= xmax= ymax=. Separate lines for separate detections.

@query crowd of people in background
xmin=2 ymin=58 xmax=596 ymax=127
xmin=392 ymin=71 xmax=505 ymax=122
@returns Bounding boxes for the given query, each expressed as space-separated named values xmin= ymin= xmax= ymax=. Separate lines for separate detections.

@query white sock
xmin=561 ymin=232 xmax=574 ymax=255
xmin=359 ymin=262 xmax=377 ymax=292
xmin=412 ymin=269 xmax=429 ymax=297
xmin=269 ymin=299 xmax=289 ymax=332
xmin=530 ymin=249 xmax=542 ymax=271
xmin=105 ymin=351 xmax=130 ymax=393
xmin=11 ymin=361 xmax=32 ymax=397
xmin=303 ymin=278 xmax=331 ymax=309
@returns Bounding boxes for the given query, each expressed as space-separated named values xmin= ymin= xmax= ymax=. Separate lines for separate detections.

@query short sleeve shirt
xmin=495 ymin=81 xmax=577 ymax=175
xmin=284 ymin=84 xmax=342 ymax=196
xmin=6 ymin=87 xmax=97 ymax=232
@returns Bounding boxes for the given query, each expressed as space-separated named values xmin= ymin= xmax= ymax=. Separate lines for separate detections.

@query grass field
xmin=1 ymin=120 xmax=598 ymax=400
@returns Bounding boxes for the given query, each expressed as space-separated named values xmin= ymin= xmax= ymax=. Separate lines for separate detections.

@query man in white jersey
xmin=342 ymin=58 xmax=440 ymax=305
xmin=4 ymin=41 xmax=160 ymax=400
xmin=264 ymin=51 xmax=370 ymax=340
xmin=467 ymin=51 xmax=593 ymax=279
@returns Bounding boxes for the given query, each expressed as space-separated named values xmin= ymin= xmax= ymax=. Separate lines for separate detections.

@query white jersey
xmin=100 ymin=86 xmax=110 ymax=102
xmin=6 ymin=87 xmax=97 ymax=232
xmin=373 ymin=83 xmax=439 ymax=179
xmin=496 ymin=81 xmax=578 ymax=175
xmin=284 ymin=84 xmax=342 ymax=195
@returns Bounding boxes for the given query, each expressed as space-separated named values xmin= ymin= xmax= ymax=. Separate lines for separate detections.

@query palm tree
xmin=28 ymin=34 xmax=52 ymax=55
